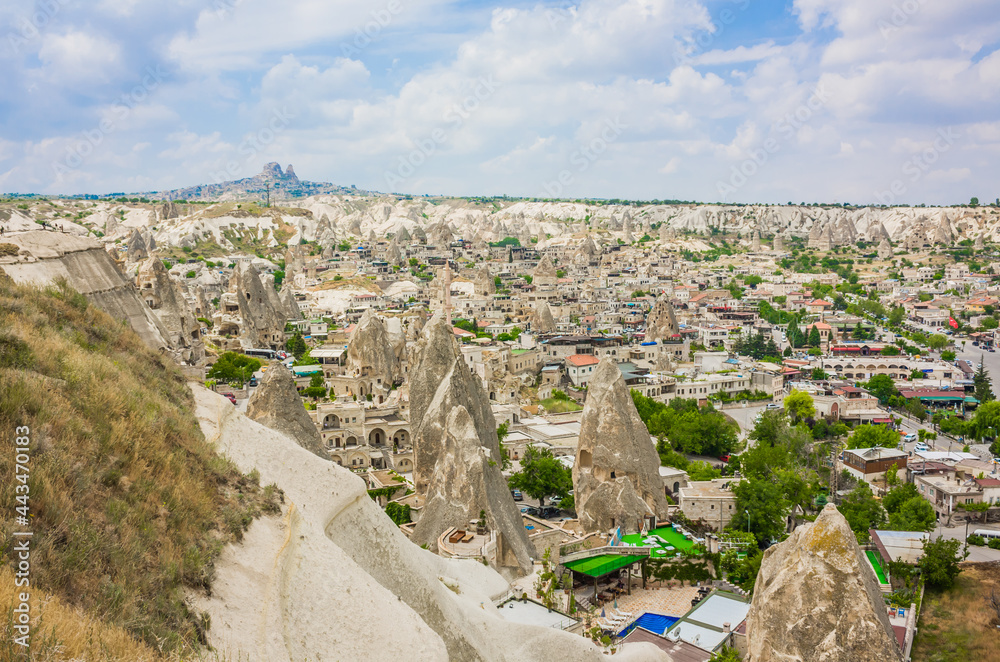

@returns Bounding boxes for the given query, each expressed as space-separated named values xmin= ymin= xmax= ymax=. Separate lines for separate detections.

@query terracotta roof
xmin=566 ymin=354 xmax=600 ymax=367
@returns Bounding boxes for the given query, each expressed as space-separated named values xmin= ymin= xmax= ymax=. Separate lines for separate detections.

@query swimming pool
xmin=618 ymin=613 xmax=679 ymax=638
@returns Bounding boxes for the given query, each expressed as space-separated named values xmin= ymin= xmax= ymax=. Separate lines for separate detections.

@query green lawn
xmin=539 ymin=397 xmax=583 ymax=412
xmin=620 ymin=526 xmax=696 ymax=554
xmin=865 ymin=550 xmax=889 ymax=584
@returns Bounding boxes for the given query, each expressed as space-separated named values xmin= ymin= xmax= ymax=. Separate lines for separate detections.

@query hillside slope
xmin=0 ymin=273 xmax=278 ymax=657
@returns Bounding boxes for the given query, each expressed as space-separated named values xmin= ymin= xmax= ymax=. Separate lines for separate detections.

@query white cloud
xmin=37 ymin=31 xmax=121 ymax=85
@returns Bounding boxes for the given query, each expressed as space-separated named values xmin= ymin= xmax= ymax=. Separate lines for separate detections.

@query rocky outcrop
xmin=279 ymin=285 xmax=301 ymax=320
xmin=474 ymin=265 xmax=495 ymax=297
xmin=245 ymin=362 xmax=327 ymax=459
xmin=573 ymin=360 xmax=669 ymax=534
xmin=136 ymin=257 xmax=205 ymax=364
xmin=221 ymin=261 xmax=287 ymax=349
xmin=193 ymin=386 xmax=668 ymax=662
xmin=746 ymin=504 xmax=902 ymax=662
xmin=645 ymin=296 xmax=679 ymax=342
xmin=878 ymin=237 xmax=893 ymax=260
xmin=532 ymin=301 xmax=556 ymax=333
xmin=0 ymin=231 xmax=174 ymax=354
xmin=126 ymin=229 xmax=150 ymax=262
xmin=409 ymin=314 xmax=534 ymax=576
xmin=346 ymin=308 xmax=402 ymax=388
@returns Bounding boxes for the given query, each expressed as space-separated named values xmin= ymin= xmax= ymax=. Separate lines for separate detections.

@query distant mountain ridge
xmin=142 ymin=163 xmax=373 ymax=202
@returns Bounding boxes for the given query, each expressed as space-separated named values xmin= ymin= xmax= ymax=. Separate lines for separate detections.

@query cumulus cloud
xmin=0 ymin=0 xmax=996 ymax=204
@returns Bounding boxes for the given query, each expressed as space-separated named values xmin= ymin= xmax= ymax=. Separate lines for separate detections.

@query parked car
xmin=903 ymin=433 xmax=918 ymax=443
xmin=520 ymin=505 xmax=540 ymax=516
xmin=914 ymin=443 xmax=929 ymax=452
xmin=223 ymin=393 xmax=237 ymax=405
xmin=539 ymin=506 xmax=562 ymax=519
xmin=248 ymin=377 xmax=258 ymax=387
xmin=718 ymin=454 xmax=731 ymax=463
xmin=766 ymin=403 xmax=782 ymax=410
xmin=511 ymin=490 xmax=523 ymax=501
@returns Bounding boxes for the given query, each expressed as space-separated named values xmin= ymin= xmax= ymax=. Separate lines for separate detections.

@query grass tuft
xmin=0 ymin=278 xmax=281 ymax=656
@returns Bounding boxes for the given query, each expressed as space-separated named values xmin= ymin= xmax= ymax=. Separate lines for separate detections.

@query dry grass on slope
xmin=0 ymin=275 xmax=281 ymax=656
xmin=911 ymin=563 xmax=1000 ymax=662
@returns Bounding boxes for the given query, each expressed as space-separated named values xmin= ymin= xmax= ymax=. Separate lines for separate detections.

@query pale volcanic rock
xmin=644 ymin=296 xmax=679 ymax=342
xmin=408 ymin=315 xmax=534 ymax=576
xmin=532 ymin=301 xmax=556 ymax=333
xmin=136 ymin=257 xmax=205 ymax=364
xmin=245 ymin=362 xmax=328 ymax=459
xmin=573 ymin=360 xmax=669 ymax=534
xmin=746 ymin=504 xmax=902 ymax=662
xmin=878 ymin=237 xmax=893 ymax=260
xmin=225 ymin=261 xmax=287 ymax=349
xmin=278 ymin=285 xmax=302 ymax=320
xmin=346 ymin=308 xmax=402 ymax=388
xmin=474 ymin=265 xmax=496 ymax=296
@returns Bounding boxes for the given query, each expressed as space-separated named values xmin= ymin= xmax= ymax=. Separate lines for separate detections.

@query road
xmin=725 ymin=403 xmax=772 ymax=442
xmin=930 ymin=520 xmax=1000 ymax=562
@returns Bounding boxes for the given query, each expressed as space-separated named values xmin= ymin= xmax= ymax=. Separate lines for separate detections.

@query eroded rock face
xmin=279 ymin=285 xmax=301 ymax=321
xmin=474 ymin=265 xmax=495 ymax=297
xmin=746 ymin=504 xmax=902 ymax=662
xmin=532 ymin=301 xmax=556 ymax=333
xmin=346 ymin=308 xmax=402 ymax=388
xmin=409 ymin=314 xmax=534 ymax=576
xmin=645 ymin=296 xmax=679 ymax=342
xmin=878 ymin=238 xmax=893 ymax=260
xmin=136 ymin=257 xmax=205 ymax=364
xmin=573 ymin=359 xmax=669 ymax=534
xmin=227 ymin=261 xmax=287 ymax=349
xmin=245 ymin=362 xmax=327 ymax=459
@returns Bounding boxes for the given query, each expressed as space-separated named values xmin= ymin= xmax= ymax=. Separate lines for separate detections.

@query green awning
xmin=563 ymin=554 xmax=643 ymax=577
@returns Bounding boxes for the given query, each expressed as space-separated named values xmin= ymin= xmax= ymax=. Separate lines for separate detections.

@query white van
xmin=974 ymin=529 xmax=1000 ymax=540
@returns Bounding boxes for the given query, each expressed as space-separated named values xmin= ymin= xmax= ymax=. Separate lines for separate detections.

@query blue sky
xmin=0 ymin=0 xmax=998 ymax=205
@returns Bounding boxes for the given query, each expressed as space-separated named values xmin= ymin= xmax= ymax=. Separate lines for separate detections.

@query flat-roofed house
xmin=842 ymin=447 xmax=908 ymax=484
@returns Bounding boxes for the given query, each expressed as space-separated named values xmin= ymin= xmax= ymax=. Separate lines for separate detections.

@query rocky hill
xmin=142 ymin=162 xmax=367 ymax=202
xmin=4 ymin=191 xmax=1000 ymax=260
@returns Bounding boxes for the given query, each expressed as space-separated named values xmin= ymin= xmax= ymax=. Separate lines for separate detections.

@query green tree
xmin=838 ymin=483 xmax=887 ymax=543
xmin=731 ymin=477 xmax=788 ymax=546
xmin=889 ymin=306 xmax=905 ymax=326
xmin=497 ymin=422 xmax=512 ymax=471
xmin=286 ymin=333 xmax=308 ymax=359
xmin=507 ymin=446 xmax=572 ymax=506
xmin=846 ymin=424 xmax=899 ymax=449
xmin=883 ymin=482 xmax=919 ymax=515
xmin=723 ymin=548 xmax=763 ymax=594
xmin=807 ymin=325 xmax=821 ymax=347
xmin=974 ymin=360 xmax=995 ymax=403
xmin=687 ymin=461 xmax=722 ymax=481
xmin=783 ymin=389 xmax=816 ymax=422
xmin=927 ymin=334 xmax=949 ymax=351
xmin=888 ymin=496 xmax=936 ymax=532
xmin=301 ymin=372 xmax=328 ymax=400
xmin=864 ymin=374 xmax=898 ymax=405
xmin=918 ymin=536 xmax=967 ymax=589
xmin=749 ymin=410 xmax=790 ymax=447
xmin=971 ymin=401 xmax=1000 ymax=442
xmin=207 ymin=352 xmax=262 ymax=385
xmin=941 ymin=350 xmax=956 ymax=362
xmin=905 ymin=397 xmax=927 ymax=422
